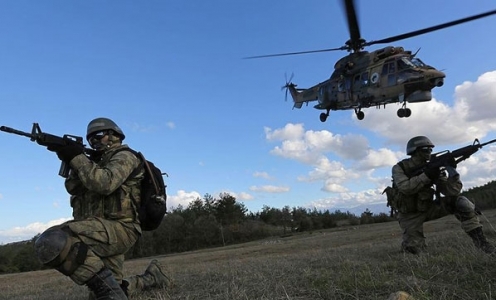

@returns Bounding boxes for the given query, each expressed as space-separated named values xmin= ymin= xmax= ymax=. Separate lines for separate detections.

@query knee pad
xmin=34 ymin=228 xmax=88 ymax=276
xmin=455 ymin=196 xmax=476 ymax=213
xmin=34 ymin=228 xmax=71 ymax=266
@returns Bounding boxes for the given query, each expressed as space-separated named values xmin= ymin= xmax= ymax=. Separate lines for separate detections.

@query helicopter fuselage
xmin=288 ymin=46 xmax=445 ymax=121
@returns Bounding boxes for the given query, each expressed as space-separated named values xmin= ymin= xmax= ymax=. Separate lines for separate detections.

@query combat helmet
xmin=406 ymin=136 xmax=434 ymax=155
xmin=86 ymin=117 xmax=125 ymax=141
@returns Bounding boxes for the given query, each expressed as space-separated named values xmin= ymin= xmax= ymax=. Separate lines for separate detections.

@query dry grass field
xmin=2 ymin=210 xmax=496 ymax=300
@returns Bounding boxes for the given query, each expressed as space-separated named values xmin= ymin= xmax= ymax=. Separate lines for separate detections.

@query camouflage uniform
xmin=35 ymin=118 xmax=172 ymax=299
xmin=38 ymin=144 xmax=143 ymax=285
xmin=393 ymin=155 xmax=483 ymax=253
xmin=65 ymin=144 xmax=143 ymax=284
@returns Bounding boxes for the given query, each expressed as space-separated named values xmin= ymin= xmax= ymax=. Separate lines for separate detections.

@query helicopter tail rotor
xmin=281 ymin=73 xmax=295 ymax=102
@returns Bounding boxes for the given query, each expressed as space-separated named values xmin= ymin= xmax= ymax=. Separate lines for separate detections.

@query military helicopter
xmin=246 ymin=1 xmax=496 ymax=122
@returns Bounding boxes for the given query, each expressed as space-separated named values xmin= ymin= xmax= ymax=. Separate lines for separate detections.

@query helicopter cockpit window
xmin=411 ymin=58 xmax=426 ymax=68
xmin=382 ymin=60 xmax=395 ymax=75
xmin=397 ymin=57 xmax=415 ymax=70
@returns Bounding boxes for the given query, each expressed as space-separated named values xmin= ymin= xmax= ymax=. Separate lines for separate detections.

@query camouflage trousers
xmin=50 ymin=217 xmax=140 ymax=285
xmin=398 ymin=197 xmax=481 ymax=251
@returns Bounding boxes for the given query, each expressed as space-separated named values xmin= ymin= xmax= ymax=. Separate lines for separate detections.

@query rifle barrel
xmin=0 ymin=126 xmax=34 ymax=139
xmin=480 ymin=138 xmax=496 ymax=147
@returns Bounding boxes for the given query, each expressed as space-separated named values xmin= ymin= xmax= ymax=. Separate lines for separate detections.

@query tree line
xmin=1 ymin=181 xmax=496 ymax=274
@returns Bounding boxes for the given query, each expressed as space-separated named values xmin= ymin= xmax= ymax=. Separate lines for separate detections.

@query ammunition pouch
xmin=383 ymin=186 xmax=435 ymax=214
xmin=416 ymin=187 xmax=435 ymax=212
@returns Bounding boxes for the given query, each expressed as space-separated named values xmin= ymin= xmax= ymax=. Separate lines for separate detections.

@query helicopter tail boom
xmin=285 ymin=83 xmax=318 ymax=109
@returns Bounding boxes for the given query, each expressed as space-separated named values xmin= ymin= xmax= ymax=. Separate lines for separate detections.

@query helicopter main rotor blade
xmin=342 ymin=0 xmax=361 ymax=50
xmin=364 ymin=8 xmax=496 ymax=47
xmin=243 ymin=46 xmax=345 ymax=59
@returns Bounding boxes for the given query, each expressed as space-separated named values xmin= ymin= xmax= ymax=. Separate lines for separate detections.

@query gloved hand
xmin=88 ymin=150 xmax=103 ymax=162
xmin=445 ymin=166 xmax=459 ymax=178
xmin=53 ymin=144 xmax=84 ymax=163
xmin=424 ymin=165 xmax=440 ymax=181
xmin=447 ymin=156 xmax=457 ymax=168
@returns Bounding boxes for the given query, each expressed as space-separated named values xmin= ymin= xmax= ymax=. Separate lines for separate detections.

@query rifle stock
xmin=1 ymin=123 xmax=95 ymax=178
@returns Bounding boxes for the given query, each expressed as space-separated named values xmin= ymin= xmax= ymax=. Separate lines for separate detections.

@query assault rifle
xmin=1 ymin=123 xmax=95 ymax=178
xmin=410 ymin=138 xmax=496 ymax=177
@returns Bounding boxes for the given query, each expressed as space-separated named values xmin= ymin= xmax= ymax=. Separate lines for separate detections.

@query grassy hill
xmin=2 ymin=210 xmax=496 ymax=300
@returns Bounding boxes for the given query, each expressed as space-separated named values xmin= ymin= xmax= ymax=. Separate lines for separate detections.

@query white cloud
xmin=297 ymin=157 xmax=357 ymax=182
xmin=218 ymin=191 xmax=254 ymax=201
xmin=0 ymin=217 xmax=72 ymax=244
xmin=249 ymin=185 xmax=290 ymax=193
xmin=455 ymin=71 xmax=496 ymax=122
xmin=264 ymin=123 xmax=305 ymax=141
xmin=265 ymin=123 xmax=370 ymax=165
xmin=355 ymin=148 xmax=401 ymax=170
xmin=253 ymin=171 xmax=273 ymax=180
xmin=167 ymin=190 xmax=202 ymax=209
xmin=235 ymin=192 xmax=254 ymax=200
xmin=166 ymin=121 xmax=175 ymax=129
xmin=129 ymin=122 xmax=157 ymax=133
xmin=321 ymin=182 xmax=348 ymax=193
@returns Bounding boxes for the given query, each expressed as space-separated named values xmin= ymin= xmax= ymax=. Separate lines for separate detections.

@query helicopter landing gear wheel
xmin=397 ymin=102 xmax=411 ymax=118
xmin=355 ymin=108 xmax=365 ymax=120
xmin=319 ymin=110 xmax=329 ymax=122
xmin=397 ymin=107 xmax=411 ymax=118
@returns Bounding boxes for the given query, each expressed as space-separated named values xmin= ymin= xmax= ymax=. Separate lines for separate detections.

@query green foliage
xmin=0 ymin=237 xmax=43 ymax=274
xmin=462 ymin=180 xmax=496 ymax=210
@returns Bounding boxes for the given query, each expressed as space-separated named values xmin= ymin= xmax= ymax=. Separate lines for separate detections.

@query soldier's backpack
xmin=116 ymin=148 xmax=168 ymax=231
xmin=382 ymin=162 xmax=406 ymax=216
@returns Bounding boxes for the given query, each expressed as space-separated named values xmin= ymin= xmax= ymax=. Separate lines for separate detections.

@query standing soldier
xmin=34 ymin=117 xmax=171 ymax=299
xmin=392 ymin=136 xmax=495 ymax=254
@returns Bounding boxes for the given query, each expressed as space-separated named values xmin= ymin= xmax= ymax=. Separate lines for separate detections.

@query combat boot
xmin=86 ymin=268 xmax=128 ymax=300
xmin=122 ymin=259 xmax=173 ymax=296
xmin=468 ymin=227 xmax=496 ymax=254
xmin=144 ymin=259 xmax=173 ymax=289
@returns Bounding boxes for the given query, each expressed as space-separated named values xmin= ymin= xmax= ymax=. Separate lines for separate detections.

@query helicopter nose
xmin=427 ymin=70 xmax=445 ymax=87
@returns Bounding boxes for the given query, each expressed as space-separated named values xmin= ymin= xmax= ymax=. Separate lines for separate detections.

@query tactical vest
xmin=394 ymin=159 xmax=435 ymax=213
xmin=70 ymin=145 xmax=143 ymax=222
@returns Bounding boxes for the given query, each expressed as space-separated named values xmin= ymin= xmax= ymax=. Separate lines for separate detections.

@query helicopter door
xmin=318 ymin=83 xmax=334 ymax=103
xmin=318 ymin=85 xmax=328 ymax=102
xmin=381 ymin=59 xmax=396 ymax=87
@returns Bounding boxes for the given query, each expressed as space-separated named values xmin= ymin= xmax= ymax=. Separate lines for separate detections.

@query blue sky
xmin=1 ymin=0 xmax=496 ymax=244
